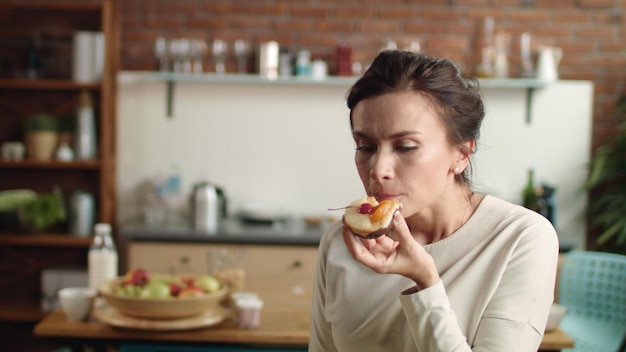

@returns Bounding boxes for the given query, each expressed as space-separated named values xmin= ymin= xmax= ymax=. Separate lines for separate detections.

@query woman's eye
xmin=396 ymin=145 xmax=418 ymax=152
xmin=356 ymin=145 xmax=376 ymax=153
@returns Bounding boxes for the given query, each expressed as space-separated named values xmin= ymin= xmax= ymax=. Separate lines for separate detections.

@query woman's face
xmin=351 ymin=91 xmax=463 ymax=218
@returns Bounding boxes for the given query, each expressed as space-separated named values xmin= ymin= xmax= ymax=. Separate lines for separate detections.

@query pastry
xmin=343 ymin=197 xmax=402 ymax=238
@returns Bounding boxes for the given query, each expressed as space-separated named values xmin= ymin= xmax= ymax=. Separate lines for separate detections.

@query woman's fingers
xmin=389 ymin=211 xmax=411 ymax=242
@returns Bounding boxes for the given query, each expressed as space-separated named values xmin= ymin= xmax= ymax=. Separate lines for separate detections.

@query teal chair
xmin=559 ymin=250 xmax=626 ymax=352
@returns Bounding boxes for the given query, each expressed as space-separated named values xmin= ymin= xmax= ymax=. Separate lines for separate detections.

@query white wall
xmin=117 ymin=74 xmax=592 ymax=247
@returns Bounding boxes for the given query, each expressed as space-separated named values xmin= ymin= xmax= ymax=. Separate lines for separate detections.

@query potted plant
xmin=23 ymin=112 xmax=58 ymax=160
xmin=18 ymin=192 xmax=66 ymax=231
xmin=0 ymin=189 xmax=37 ymax=231
xmin=585 ymin=94 xmax=626 ymax=254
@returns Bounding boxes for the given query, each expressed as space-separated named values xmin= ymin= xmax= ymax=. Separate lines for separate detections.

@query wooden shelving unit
xmin=0 ymin=0 xmax=118 ymax=325
xmin=0 ymin=233 xmax=92 ymax=247
xmin=0 ymin=78 xmax=101 ymax=90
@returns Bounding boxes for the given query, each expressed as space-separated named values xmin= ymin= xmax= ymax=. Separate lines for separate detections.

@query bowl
xmin=546 ymin=303 xmax=567 ymax=331
xmin=58 ymin=287 xmax=97 ymax=321
xmin=98 ymin=276 xmax=228 ymax=320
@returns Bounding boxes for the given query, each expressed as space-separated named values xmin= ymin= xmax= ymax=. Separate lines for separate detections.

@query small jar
xmin=235 ymin=295 xmax=263 ymax=329
xmin=295 ymin=50 xmax=311 ymax=77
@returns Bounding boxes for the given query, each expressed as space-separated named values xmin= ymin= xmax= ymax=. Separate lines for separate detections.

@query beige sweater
xmin=309 ymin=195 xmax=559 ymax=352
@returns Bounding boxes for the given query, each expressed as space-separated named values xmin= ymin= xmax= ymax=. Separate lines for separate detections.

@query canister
xmin=258 ymin=41 xmax=279 ymax=79
xmin=69 ymin=190 xmax=94 ymax=237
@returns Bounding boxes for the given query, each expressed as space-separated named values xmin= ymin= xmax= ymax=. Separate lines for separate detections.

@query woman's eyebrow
xmin=352 ymin=130 xmax=421 ymax=139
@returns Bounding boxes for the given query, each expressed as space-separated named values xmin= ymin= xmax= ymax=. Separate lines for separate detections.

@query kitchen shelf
xmin=119 ymin=71 xmax=551 ymax=122
xmin=118 ymin=71 xmax=358 ymax=87
xmin=0 ymin=78 xmax=101 ymax=91
xmin=0 ymin=299 xmax=45 ymax=323
xmin=0 ymin=233 xmax=92 ymax=247
xmin=0 ymin=160 xmax=100 ymax=169
xmin=0 ymin=2 xmax=103 ymax=11
xmin=120 ymin=71 xmax=551 ymax=88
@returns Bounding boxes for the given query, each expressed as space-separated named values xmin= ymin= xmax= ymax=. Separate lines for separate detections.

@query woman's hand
xmin=342 ymin=212 xmax=440 ymax=291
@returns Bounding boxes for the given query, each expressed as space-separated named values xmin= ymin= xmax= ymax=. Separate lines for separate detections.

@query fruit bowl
xmin=98 ymin=276 xmax=229 ymax=320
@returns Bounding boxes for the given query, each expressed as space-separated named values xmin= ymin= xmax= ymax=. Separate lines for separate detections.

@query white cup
xmin=58 ymin=287 xmax=97 ymax=322
xmin=235 ymin=295 xmax=263 ymax=329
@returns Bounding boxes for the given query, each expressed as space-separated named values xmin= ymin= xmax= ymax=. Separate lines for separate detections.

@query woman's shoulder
xmin=476 ymin=195 xmax=558 ymax=247
xmin=478 ymin=195 xmax=552 ymax=225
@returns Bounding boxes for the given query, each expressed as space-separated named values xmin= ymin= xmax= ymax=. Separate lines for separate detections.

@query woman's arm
xmin=399 ymin=219 xmax=559 ymax=351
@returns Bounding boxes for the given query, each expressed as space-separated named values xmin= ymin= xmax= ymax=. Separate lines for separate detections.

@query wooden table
xmin=34 ymin=301 xmax=309 ymax=349
xmin=34 ymin=300 xmax=574 ymax=351
xmin=539 ymin=328 xmax=575 ymax=352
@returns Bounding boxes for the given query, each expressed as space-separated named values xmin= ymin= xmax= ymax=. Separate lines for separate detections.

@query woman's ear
xmin=454 ymin=140 xmax=475 ymax=170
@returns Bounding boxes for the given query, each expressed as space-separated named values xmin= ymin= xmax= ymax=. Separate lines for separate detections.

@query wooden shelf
xmin=0 ymin=2 xmax=102 ymax=12
xmin=0 ymin=233 xmax=92 ymax=247
xmin=0 ymin=160 xmax=100 ymax=169
xmin=0 ymin=78 xmax=101 ymax=91
xmin=0 ymin=299 xmax=45 ymax=323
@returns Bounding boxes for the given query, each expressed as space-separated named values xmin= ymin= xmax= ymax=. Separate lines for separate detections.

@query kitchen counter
xmin=121 ymin=217 xmax=328 ymax=246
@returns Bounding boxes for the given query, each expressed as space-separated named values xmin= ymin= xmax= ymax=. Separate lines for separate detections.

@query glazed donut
xmin=343 ymin=197 xmax=402 ymax=238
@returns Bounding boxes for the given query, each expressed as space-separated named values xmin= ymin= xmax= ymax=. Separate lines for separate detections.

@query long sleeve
xmin=308 ymin=221 xmax=340 ymax=352
xmin=307 ymin=196 xmax=559 ymax=352
xmin=399 ymin=201 xmax=559 ymax=351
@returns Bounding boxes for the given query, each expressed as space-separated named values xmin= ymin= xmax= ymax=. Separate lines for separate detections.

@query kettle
xmin=190 ymin=181 xmax=227 ymax=233
xmin=535 ymin=45 xmax=563 ymax=82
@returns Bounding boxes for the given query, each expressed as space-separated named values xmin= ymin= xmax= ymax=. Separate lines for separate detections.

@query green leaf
xmin=596 ymin=220 xmax=624 ymax=245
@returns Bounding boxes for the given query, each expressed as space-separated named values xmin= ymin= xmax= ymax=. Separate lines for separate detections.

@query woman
xmin=309 ymin=50 xmax=559 ymax=351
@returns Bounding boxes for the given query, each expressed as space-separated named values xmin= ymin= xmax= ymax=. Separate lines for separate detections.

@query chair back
xmin=559 ymin=250 xmax=626 ymax=352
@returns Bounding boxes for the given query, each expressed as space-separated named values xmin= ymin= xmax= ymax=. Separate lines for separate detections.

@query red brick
xmin=457 ymin=0 xmax=491 ymax=6
xmin=377 ymin=6 xmax=419 ymax=20
xmin=508 ymin=10 xmax=550 ymax=22
xmin=576 ymin=26 xmax=617 ymax=39
xmin=405 ymin=22 xmax=445 ymax=35
xmin=290 ymin=3 xmax=332 ymax=18
xmin=579 ymin=0 xmax=616 ymax=8
xmin=335 ymin=6 xmax=375 ymax=19
xmin=274 ymin=18 xmax=314 ymax=32
xmin=358 ymin=20 xmax=402 ymax=33
xmin=313 ymin=19 xmax=355 ymax=32
xmin=422 ymin=9 xmax=464 ymax=21
xmin=600 ymin=42 xmax=626 ymax=53
xmin=552 ymin=11 xmax=593 ymax=24
xmin=229 ymin=16 xmax=273 ymax=31
xmin=534 ymin=0 xmax=577 ymax=9
xmin=203 ymin=3 xmax=243 ymax=14
xmin=405 ymin=0 xmax=447 ymax=4
xmin=558 ymin=40 xmax=596 ymax=55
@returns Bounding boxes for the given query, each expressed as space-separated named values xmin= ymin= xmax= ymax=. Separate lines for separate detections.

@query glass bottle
xmin=523 ymin=169 xmax=537 ymax=209
xmin=88 ymin=223 xmax=118 ymax=290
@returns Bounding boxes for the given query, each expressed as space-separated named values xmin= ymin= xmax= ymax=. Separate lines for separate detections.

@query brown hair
xmin=347 ymin=50 xmax=485 ymax=187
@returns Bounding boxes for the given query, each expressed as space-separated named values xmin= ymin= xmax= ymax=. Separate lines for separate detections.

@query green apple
xmin=139 ymin=281 xmax=172 ymax=299
xmin=115 ymin=284 xmax=142 ymax=297
xmin=195 ymin=275 xmax=221 ymax=293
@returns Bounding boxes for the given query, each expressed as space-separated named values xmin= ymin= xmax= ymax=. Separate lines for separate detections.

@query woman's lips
xmin=374 ymin=194 xmax=399 ymax=201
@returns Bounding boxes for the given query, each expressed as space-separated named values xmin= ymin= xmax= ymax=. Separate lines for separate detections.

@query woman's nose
xmin=370 ymin=151 xmax=394 ymax=181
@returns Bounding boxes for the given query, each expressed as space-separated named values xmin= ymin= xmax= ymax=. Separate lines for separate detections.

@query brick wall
xmin=2 ymin=0 xmax=625 ymax=151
